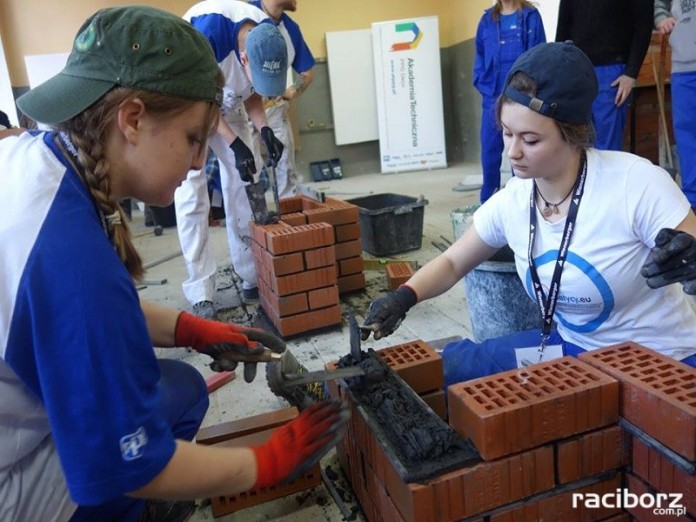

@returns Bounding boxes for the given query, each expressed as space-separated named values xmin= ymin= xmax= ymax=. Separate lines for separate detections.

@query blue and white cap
xmin=246 ymin=22 xmax=288 ymax=97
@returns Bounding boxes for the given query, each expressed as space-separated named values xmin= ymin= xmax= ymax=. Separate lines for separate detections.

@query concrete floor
xmin=135 ymin=161 xmax=483 ymax=521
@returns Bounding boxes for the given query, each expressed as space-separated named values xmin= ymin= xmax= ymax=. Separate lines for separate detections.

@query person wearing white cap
xmin=175 ymin=0 xmax=288 ymax=320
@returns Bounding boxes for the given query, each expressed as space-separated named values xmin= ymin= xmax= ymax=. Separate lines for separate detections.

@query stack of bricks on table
xmin=196 ymin=407 xmax=322 ymax=517
xmin=327 ymin=338 xmax=649 ymax=521
xmin=250 ymin=196 xmax=366 ymax=337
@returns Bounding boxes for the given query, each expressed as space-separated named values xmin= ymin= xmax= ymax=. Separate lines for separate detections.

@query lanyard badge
xmin=527 ymin=152 xmax=587 ymax=363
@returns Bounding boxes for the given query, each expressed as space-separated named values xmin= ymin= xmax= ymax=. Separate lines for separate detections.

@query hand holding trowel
xmin=245 ymin=126 xmax=284 ymax=225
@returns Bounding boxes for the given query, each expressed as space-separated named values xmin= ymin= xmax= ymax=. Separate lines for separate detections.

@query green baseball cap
xmin=17 ymin=6 xmax=222 ymax=125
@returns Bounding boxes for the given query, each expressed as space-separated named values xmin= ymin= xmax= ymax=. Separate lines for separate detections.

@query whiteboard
xmin=326 ymin=29 xmax=379 ymax=145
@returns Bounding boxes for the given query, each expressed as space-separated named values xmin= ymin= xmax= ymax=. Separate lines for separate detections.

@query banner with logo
xmin=372 ymin=16 xmax=447 ymax=173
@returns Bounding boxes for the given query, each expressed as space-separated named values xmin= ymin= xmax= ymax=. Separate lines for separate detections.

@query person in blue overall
xmin=654 ymin=0 xmax=696 ymax=212
xmin=556 ymin=0 xmax=654 ymax=151
xmin=472 ymin=0 xmax=546 ymax=203
xmin=0 ymin=7 xmax=347 ymax=522
xmin=361 ymin=42 xmax=696 ymax=388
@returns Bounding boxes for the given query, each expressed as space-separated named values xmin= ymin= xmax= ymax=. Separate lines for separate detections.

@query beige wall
xmin=0 ymin=0 xmax=490 ymax=87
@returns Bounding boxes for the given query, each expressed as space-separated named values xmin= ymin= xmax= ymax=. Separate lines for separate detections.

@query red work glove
xmin=175 ymin=312 xmax=286 ymax=382
xmin=251 ymin=400 xmax=349 ymax=489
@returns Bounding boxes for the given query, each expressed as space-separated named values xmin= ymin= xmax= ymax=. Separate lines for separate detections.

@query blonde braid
xmin=56 ymin=88 xmax=144 ymax=280
xmin=68 ymin=126 xmax=145 ymax=280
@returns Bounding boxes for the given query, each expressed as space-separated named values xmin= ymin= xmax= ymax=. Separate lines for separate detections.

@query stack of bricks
xmin=579 ymin=343 xmax=696 ymax=519
xmin=328 ymin=344 xmax=637 ymax=521
xmin=278 ymin=195 xmax=366 ymax=294
xmin=196 ymin=407 xmax=321 ymax=517
xmin=250 ymin=195 xmax=367 ymax=337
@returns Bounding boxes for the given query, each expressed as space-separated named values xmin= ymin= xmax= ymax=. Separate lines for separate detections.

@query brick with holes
xmin=376 ymin=340 xmax=444 ymax=394
xmin=579 ymin=342 xmax=696 ymax=460
xmin=448 ymin=356 xmax=619 ymax=460
xmin=386 ymin=262 xmax=415 ymax=291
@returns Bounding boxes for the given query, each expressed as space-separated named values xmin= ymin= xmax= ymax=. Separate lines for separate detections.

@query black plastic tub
xmin=346 ymin=193 xmax=428 ymax=256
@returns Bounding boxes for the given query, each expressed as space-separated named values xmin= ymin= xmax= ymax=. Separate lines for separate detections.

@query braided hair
xmin=54 ymin=83 xmax=221 ymax=280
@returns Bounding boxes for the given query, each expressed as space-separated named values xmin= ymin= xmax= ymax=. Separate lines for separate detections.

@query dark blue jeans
xmin=71 ymin=359 xmax=208 ymax=522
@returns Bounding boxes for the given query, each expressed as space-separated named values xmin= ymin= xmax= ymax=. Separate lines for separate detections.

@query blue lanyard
xmin=527 ymin=152 xmax=587 ymax=354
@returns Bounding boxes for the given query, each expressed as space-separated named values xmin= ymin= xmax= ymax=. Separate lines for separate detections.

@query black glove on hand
xmin=229 ymin=137 xmax=256 ymax=182
xmin=361 ymin=285 xmax=418 ymax=340
xmin=261 ymin=126 xmax=284 ymax=168
xmin=641 ymin=228 xmax=696 ymax=294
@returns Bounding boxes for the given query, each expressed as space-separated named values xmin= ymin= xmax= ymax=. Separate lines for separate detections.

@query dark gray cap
xmin=503 ymin=41 xmax=598 ymax=124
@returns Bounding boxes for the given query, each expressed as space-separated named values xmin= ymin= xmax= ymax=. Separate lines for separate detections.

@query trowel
xmin=245 ymin=160 xmax=281 ymax=225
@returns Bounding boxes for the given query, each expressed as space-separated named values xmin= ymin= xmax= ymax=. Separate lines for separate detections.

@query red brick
xmin=489 ymin=474 xmax=622 ymax=522
xmin=303 ymin=245 xmax=336 ymax=270
xmin=304 ymin=205 xmax=359 ymax=226
xmin=335 ymin=239 xmax=363 ymax=260
xmin=272 ymin=304 xmax=342 ymax=337
xmin=258 ymin=278 xmax=309 ymax=317
xmin=205 ymin=371 xmax=235 ymax=394
xmin=249 ymin=221 xmax=289 ymax=249
xmin=339 ymin=256 xmax=364 ymax=276
xmin=256 ymin=248 xmax=304 ymax=276
xmin=579 ymin=342 xmax=696 ymax=460
xmin=265 ymin=222 xmax=334 ymax=255
xmin=279 ymin=211 xmax=306 ymax=227
xmin=625 ymin=473 xmax=677 ymax=522
xmin=376 ymin=340 xmax=444 ymax=394
xmin=338 ymin=272 xmax=366 ymax=294
xmin=430 ymin=445 xmax=555 ymax=520
xmin=556 ymin=425 xmax=630 ymax=484
xmin=271 ymin=265 xmax=337 ymax=296
xmin=300 ymin=197 xmax=323 ymax=211
xmin=448 ymin=357 xmax=619 ymax=460
xmin=335 ymin=222 xmax=361 ymax=243
xmin=278 ymin=195 xmax=303 ymax=214
xmin=307 ymin=285 xmax=339 ymax=310
xmin=421 ymin=389 xmax=447 ymax=420
xmin=632 ymin=436 xmax=696 ymax=514
xmin=386 ymin=262 xmax=415 ymax=291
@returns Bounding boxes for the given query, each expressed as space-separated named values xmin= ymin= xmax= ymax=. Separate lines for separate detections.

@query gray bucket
xmin=451 ymin=206 xmax=540 ymax=341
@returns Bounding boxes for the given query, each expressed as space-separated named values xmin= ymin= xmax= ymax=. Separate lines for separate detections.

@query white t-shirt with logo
xmin=474 ymin=148 xmax=696 ymax=360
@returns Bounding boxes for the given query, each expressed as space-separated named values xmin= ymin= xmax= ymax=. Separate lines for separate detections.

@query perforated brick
xmin=197 ymin=406 xmax=298 ymax=445
xmin=303 ymin=245 xmax=336 ymax=270
xmin=625 ymin=473 xmax=674 ymax=522
xmin=278 ymin=195 xmax=303 ymax=214
xmin=632 ymin=437 xmax=696 ymax=514
xmin=255 ymin=247 xmax=304 ymax=276
xmin=335 ymin=239 xmax=363 ymax=260
xmin=271 ymin=265 xmax=337 ymax=296
xmin=448 ymin=356 xmax=619 ymax=460
xmin=376 ymin=340 xmax=444 ymax=394
xmin=265 ymin=222 xmax=334 ymax=255
xmin=579 ymin=342 xmax=696 ymax=460
xmin=556 ymin=425 xmax=629 ymax=484
xmin=489 ymin=474 xmax=622 ymax=522
xmin=335 ymin=222 xmax=361 ymax=243
xmin=249 ymin=221 xmax=289 ymax=249
xmin=266 ymin=303 xmax=341 ymax=337
xmin=386 ymin=262 xmax=415 ymax=291
xmin=308 ymin=285 xmax=339 ymax=310
xmin=258 ymin=278 xmax=308 ymax=317
xmin=279 ymin=212 xmax=306 ymax=227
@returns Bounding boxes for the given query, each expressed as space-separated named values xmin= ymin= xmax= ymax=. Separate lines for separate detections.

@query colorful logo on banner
xmin=390 ymin=22 xmax=423 ymax=52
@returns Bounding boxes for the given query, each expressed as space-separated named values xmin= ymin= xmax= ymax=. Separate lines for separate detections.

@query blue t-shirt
xmin=0 ymin=132 xmax=175 ymax=508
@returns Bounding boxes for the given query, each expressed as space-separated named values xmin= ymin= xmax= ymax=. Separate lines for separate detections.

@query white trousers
xmin=174 ymin=106 xmax=262 ymax=305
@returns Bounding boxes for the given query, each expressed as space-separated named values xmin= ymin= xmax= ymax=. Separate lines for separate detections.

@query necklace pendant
xmin=542 ymin=204 xmax=554 ymax=218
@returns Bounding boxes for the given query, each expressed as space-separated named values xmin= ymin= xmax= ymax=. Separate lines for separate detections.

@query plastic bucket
xmin=451 ymin=206 xmax=540 ymax=341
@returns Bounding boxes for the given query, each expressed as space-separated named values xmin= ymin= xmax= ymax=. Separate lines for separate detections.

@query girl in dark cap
xmin=0 ymin=6 xmax=347 ymax=522
xmin=362 ymin=42 xmax=696 ymax=385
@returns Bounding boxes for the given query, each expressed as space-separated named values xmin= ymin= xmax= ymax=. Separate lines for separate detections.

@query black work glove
xmin=260 ymin=126 xmax=284 ymax=168
xmin=229 ymin=137 xmax=256 ymax=183
xmin=361 ymin=285 xmax=418 ymax=340
xmin=175 ymin=312 xmax=286 ymax=382
xmin=641 ymin=228 xmax=696 ymax=295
